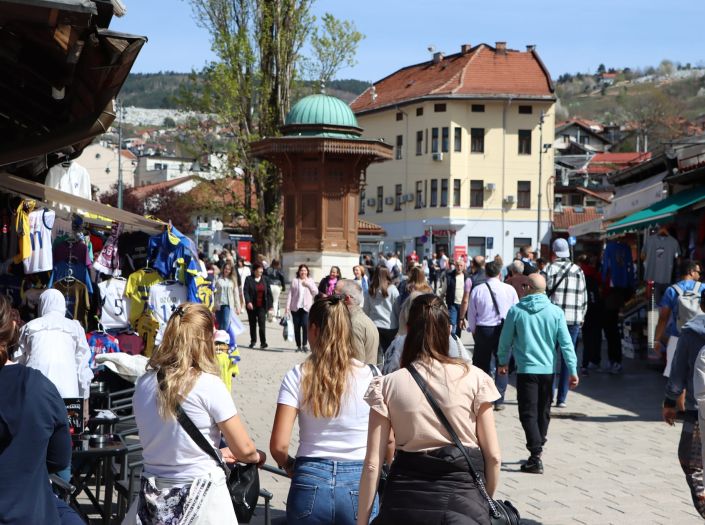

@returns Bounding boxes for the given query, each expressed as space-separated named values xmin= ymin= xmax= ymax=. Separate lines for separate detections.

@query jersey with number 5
xmin=98 ymin=278 xmax=130 ymax=329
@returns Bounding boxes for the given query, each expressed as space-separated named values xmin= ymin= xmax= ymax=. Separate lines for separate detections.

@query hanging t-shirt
xmin=135 ymin=310 xmax=160 ymax=357
xmin=601 ymin=241 xmax=634 ymax=289
xmin=45 ymin=162 xmax=92 ymax=201
xmin=93 ymin=222 xmax=123 ymax=277
xmin=117 ymin=231 xmax=151 ymax=276
xmin=193 ymin=276 xmax=214 ymax=310
xmin=125 ymin=269 xmax=163 ymax=324
xmin=23 ymin=209 xmax=55 ymax=274
xmin=148 ymin=282 xmax=188 ymax=345
xmin=53 ymin=279 xmax=90 ymax=326
xmin=98 ymin=278 xmax=130 ymax=330
xmin=643 ymin=233 xmax=680 ymax=284
xmin=54 ymin=240 xmax=92 ymax=267
xmin=116 ymin=332 xmax=145 ymax=356
xmin=86 ymin=331 xmax=121 ymax=368
xmin=49 ymin=261 xmax=93 ymax=294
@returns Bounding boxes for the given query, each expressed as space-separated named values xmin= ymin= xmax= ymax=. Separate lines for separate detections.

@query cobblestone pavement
xmin=233 ymin=315 xmax=702 ymax=524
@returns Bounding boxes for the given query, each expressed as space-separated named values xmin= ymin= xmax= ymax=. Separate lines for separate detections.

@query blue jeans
xmin=286 ymin=457 xmax=378 ymax=524
xmin=216 ymin=305 xmax=231 ymax=331
xmin=555 ymin=323 xmax=581 ymax=404
xmin=448 ymin=303 xmax=461 ymax=337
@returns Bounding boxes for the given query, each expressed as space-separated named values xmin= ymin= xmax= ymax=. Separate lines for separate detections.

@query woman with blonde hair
xmin=352 ymin=264 xmax=369 ymax=304
xmin=358 ymin=294 xmax=501 ymax=524
xmin=127 ymin=302 xmax=265 ymax=524
xmin=270 ymin=296 xmax=380 ymax=524
xmin=397 ymin=265 xmax=429 ymax=306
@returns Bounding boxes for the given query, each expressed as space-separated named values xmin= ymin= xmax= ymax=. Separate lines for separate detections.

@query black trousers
xmin=581 ymin=308 xmax=603 ymax=367
xmin=247 ymin=306 xmax=267 ymax=345
xmin=472 ymin=325 xmax=503 ymax=374
xmin=378 ymin=327 xmax=398 ymax=367
xmin=516 ymin=373 xmax=554 ymax=456
xmin=291 ymin=308 xmax=309 ymax=347
xmin=603 ymin=287 xmax=629 ymax=364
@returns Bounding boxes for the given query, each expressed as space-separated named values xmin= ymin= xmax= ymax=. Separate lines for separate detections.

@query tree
xmin=163 ymin=117 xmax=176 ymax=128
xmin=304 ymin=13 xmax=364 ymax=87
xmin=597 ymin=63 xmax=606 ymax=74
xmin=178 ymin=0 xmax=363 ymax=258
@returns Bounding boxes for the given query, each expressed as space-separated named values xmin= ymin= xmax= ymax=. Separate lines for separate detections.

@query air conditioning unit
xmin=384 ymin=197 xmax=394 ymax=205
xmin=432 ymin=152 xmax=443 ymax=161
xmin=485 ymin=183 xmax=496 ymax=191
xmin=367 ymin=198 xmax=376 ymax=206
xmin=504 ymin=195 xmax=515 ymax=204
xmin=404 ymin=193 xmax=414 ymax=202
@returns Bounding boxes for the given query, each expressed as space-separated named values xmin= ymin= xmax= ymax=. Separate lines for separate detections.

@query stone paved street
xmin=232 ymin=314 xmax=702 ymax=524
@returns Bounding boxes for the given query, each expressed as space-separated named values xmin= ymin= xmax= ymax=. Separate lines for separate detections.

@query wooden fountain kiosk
xmin=250 ymin=94 xmax=392 ymax=281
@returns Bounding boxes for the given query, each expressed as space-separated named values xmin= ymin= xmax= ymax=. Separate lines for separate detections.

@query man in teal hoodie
xmin=498 ymin=273 xmax=579 ymax=474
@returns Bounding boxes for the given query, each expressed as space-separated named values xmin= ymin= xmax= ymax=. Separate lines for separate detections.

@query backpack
xmin=672 ymin=282 xmax=703 ymax=330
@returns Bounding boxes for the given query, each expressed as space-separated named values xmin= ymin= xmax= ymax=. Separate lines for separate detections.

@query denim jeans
xmin=555 ymin=323 xmax=581 ymax=404
xmin=216 ymin=305 xmax=231 ymax=331
xmin=448 ymin=303 xmax=461 ymax=337
xmin=286 ymin=457 xmax=378 ymax=524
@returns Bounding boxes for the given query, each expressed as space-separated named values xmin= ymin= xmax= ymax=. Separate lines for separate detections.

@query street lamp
xmin=536 ymin=111 xmax=552 ymax=254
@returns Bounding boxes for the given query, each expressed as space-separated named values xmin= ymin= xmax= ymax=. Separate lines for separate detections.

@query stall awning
xmin=606 ymin=186 xmax=705 ymax=235
xmin=0 ymin=173 xmax=163 ymax=233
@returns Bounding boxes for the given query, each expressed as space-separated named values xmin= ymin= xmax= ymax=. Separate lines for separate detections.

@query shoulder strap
xmin=547 ymin=263 xmax=571 ymax=298
xmin=484 ymin=282 xmax=500 ymax=317
xmin=175 ymin=404 xmax=228 ymax=475
xmin=368 ymin=363 xmax=380 ymax=376
xmin=406 ymin=364 xmax=500 ymax=518
xmin=672 ymin=284 xmax=683 ymax=296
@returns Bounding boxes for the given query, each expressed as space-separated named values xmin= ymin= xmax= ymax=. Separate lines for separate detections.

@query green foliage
xmin=303 ymin=13 xmax=364 ymax=86
xmin=119 ymin=72 xmax=191 ymax=108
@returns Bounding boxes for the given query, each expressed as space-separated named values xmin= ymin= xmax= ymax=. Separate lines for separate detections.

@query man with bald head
xmin=498 ymin=273 xmax=579 ymax=474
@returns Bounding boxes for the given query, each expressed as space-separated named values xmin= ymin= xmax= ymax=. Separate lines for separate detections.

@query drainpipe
xmin=501 ymin=97 xmax=512 ymax=259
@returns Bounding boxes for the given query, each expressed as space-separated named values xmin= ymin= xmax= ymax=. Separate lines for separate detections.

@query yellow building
xmin=351 ymin=42 xmax=556 ymax=263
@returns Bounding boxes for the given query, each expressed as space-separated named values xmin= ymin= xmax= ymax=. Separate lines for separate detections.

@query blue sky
xmin=112 ymin=0 xmax=705 ymax=81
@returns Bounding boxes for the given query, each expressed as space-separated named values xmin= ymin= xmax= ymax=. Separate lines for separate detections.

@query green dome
xmin=285 ymin=94 xmax=358 ymax=129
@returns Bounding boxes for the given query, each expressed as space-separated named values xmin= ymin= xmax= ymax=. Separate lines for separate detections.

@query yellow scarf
xmin=13 ymin=199 xmax=36 ymax=263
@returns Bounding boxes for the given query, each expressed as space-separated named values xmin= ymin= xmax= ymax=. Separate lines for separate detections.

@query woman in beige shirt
xmin=357 ymin=293 xmax=502 ymax=525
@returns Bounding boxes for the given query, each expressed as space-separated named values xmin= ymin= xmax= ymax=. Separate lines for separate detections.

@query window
xmin=518 ymin=129 xmax=532 ymax=155
xmin=580 ymin=135 xmax=589 ymax=145
xmin=416 ymin=131 xmax=423 ymax=155
xmin=518 ymin=105 xmax=533 ymax=114
xmin=416 ymin=107 xmax=423 ymax=116
xmin=454 ymin=127 xmax=462 ymax=152
xmin=415 ymin=181 xmax=423 ymax=208
xmin=562 ymin=134 xmax=571 ymax=143
xmin=359 ymin=189 xmax=365 ymax=215
xmin=376 ymin=186 xmax=383 ymax=213
xmin=471 ymin=104 xmax=485 ymax=113
xmin=425 ymin=129 xmax=428 ymax=154
xmin=441 ymin=127 xmax=449 ymax=153
xmin=471 ymin=128 xmax=485 ymax=153
xmin=441 ymin=179 xmax=449 ymax=207
xmin=434 ymin=103 xmax=446 ymax=112
xmin=513 ymin=237 xmax=532 ymax=256
xmin=453 ymin=179 xmax=461 ymax=206
xmin=518 ymin=181 xmax=531 ymax=209
xmin=430 ymin=180 xmax=438 ymax=207
xmin=570 ymin=193 xmax=584 ymax=206
xmin=396 ymin=112 xmax=404 ymax=121
xmin=468 ymin=237 xmax=486 ymax=258
xmin=431 ymin=128 xmax=439 ymax=153
xmin=470 ymin=180 xmax=484 ymax=208
xmin=396 ymin=135 xmax=403 ymax=160
xmin=395 ymin=184 xmax=402 ymax=211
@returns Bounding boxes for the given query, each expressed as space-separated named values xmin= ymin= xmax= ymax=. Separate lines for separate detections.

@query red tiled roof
xmin=350 ymin=44 xmax=554 ymax=114
xmin=576 ymin=187 xmax=612 ymax=203
xmin=131 ymin=176 xmax=196 ymax=199
xmin=358 ymin=218 xmax=385 ymax=235
xmin=120 ymin=149 xmax=137 ymax=160
xmin=553 ymin=206 xmax=603 ymax=231
xmin=556 ymin=117 xmax=605 ymax=134
xmin=582 ymin=151 xmax=651 ymax=175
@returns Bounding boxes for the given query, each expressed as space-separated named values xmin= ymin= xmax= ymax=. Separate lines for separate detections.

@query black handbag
xmin=176 ymin=405 xmax=260 ymax=523
xmin=406 ymin=364 xmax=521 ymax=525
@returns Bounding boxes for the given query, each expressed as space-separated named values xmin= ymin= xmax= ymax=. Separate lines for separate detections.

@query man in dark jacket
xmin=243 ymin=263 xmax=273 ymax=348
xmin=663 ymin=291 xmax=705 ymax=518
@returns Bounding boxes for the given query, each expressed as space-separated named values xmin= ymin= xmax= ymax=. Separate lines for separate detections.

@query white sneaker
xmin=557 ymin=402 xmax=567 ymax=408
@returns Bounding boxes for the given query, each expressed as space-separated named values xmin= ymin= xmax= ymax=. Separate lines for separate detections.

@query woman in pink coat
xmin=285 ymin=264 xmax=319 ymax=352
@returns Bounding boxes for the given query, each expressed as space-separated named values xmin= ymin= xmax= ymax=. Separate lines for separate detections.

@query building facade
xmin=351 ymin=42 xmax=556 ymax=263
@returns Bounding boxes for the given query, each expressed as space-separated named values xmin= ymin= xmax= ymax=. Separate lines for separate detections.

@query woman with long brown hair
xmin=214 ymin=261 xmax=241 ymax=332
xmin=364 ymin=266 xmax=400 ymax=360
xmin=358 ymin=294 xmax=501 ymax=525
xmin=270 ymin=296 xmax=380 ymax=524
xmin=397 ymin=265 xmax=429 ymax=306
xmin=127 ymin=302 xmax=265 ymax=524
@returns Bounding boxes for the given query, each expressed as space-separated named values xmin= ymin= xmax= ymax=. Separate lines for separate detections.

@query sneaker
xmin=260 ymin=343 xmax=268 ymax=349
xmin=557 ymin=402 xmax=567 ymax=408
xmin=295 ymin=347 xmax=301 ymax=353
xmin=610 ymin=363 xmax=623 ymax=375
xmin=302 ymin=345 xmax=309 ymax=353
xmin=580 ymin=367 xmax=589 ymax=377
xmin=520 ymin=456 xmax=544 ymax=474
xmin=248 ymin=342 xmax=255 ymax=349
xmin=587 ymin=362 xmax=600 ymax=371
xmin=494 ymin=402 xmax=505 ymax=411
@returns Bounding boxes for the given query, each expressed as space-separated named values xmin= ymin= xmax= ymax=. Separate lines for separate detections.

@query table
xmin=71 ymin=434 xmax=128 ymax=525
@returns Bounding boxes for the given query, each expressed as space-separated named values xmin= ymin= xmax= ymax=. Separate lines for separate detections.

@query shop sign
xmin=453 ymin=246 xmax=467 ymax=261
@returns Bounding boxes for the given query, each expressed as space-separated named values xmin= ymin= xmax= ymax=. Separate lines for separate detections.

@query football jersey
xmin=124 ymin=268 xmax=162 ymax=324
xmin=135 ymin=310 xmax=160 ymax=357
xmin=98 ymin=278 xmax=130 ymax=330
xmin=23 ymin=209 xmax=55 ymax=274
xmin=116 ymin=332 xmax=144 ymax=356
xmin=148 ymin=282 xmax=188 ymax=345
xmin=194 ymin=276 xmax=214 ymax=310
xmin=86 ymin=331 xmax=120 ymax=368
xmin=53 ymin=279 xmax=90 ymax=326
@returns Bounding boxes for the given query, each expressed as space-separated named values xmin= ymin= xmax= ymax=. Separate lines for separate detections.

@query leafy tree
xmin=597 ymin=63 xmax=606 ymax=74
xmin=163 ymin=117 xmax=176 ymax=128
xmin=304 ymin=13 xmax=364 ymax=87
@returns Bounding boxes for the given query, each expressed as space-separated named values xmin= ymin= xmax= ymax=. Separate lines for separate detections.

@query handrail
xmin=261 ymin=464 xmax=288 ymax=478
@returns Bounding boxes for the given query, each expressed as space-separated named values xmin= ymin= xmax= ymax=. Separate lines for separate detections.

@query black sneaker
xmin=260 ymin=343 xmax=268 ymax=349
xmin=248 ymin=342 xmax=255 ymax=349
xmin=520 ymin=456 xmax=544 ymax=474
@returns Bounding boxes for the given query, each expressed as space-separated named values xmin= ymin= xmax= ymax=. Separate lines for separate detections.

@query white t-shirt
xmin=277 ymin=361 xmax=376 ymax=461
xmin=148 ymin=282 xmax=188 ymax=344
xmin=439 ymin=254 xmax=449 ymax=270
xmin=23 ymin=209 xmax=55 ymax=274
xmin=98 ymin=278 xmax=130 ymax=329
xmin=134 ymin=371 xmax=237 ymax=479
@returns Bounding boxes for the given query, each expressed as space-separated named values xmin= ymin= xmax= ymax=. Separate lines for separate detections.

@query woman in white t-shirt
xmin=270 ymin=295 xmax=380 ymax=524
xmin=125 ymin=302 xmax=265 ymax=524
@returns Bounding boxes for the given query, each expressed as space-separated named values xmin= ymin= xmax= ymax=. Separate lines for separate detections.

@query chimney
xmin=495 ymin=41 xmax=507 ymax=54
xmin=526 ymin=44 xmax=536 ymax=52
xmin=433 ymin=51 xmax=443 ymax=64
xmin=461 ymin=43 xmax=472 ymax=54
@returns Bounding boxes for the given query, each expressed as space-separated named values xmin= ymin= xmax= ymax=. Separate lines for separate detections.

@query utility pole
xmin=536 ymin=111 xmax=544 ymax=254
xmin=117 ymin=98 xmax=124 ymax=209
